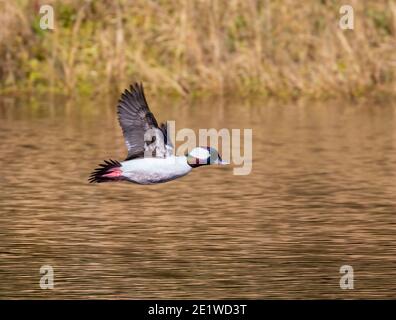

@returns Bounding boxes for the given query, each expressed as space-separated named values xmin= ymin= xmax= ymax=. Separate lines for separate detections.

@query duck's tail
xmin=88 ymin=159 xmax=123 ymax=183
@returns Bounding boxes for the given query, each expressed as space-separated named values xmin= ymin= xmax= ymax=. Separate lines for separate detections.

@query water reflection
xmin=0 ymin=95 xmax=395 ymax=298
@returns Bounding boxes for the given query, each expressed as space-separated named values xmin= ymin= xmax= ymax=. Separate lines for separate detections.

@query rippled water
xmin=0 ymin=95 xmax=395 ymax=299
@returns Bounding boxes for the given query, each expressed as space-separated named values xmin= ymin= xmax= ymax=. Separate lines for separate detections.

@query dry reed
xmin=0 ymin=0 xmax=395 ymax=99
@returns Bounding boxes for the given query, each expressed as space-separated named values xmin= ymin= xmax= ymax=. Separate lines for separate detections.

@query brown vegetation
xmin=0 ymin=0 xmax=395 ymax=99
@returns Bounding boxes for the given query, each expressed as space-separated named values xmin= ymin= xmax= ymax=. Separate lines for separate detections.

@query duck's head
xmin=186 ymin=147 xmax=228 ymax=167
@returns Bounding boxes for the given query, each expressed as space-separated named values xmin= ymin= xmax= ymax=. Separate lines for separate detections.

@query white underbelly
xmin=121 ymin=157 xmax=192 ymax=184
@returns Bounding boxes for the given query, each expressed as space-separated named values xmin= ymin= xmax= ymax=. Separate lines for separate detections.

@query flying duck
xmin=89 ymin=83 xmax=227 ymax=184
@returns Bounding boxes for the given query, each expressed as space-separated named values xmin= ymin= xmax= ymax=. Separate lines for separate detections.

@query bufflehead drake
xmin=89 ymin=83 xmax=227 ymax=185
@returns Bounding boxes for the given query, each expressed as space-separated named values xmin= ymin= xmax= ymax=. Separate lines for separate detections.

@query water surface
xmin=0 ymin=96 xmax=395 ymax=298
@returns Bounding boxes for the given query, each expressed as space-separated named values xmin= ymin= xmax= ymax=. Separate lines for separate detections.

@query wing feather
xmin=117 ymin=83 xmax=172 ymax=160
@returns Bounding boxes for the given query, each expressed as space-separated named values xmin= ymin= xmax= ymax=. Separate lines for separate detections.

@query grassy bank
xmin=0 ymin=0 xmax=395 ymax=99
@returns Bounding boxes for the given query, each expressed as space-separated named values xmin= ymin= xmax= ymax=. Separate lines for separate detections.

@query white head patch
xmin=189 ymin=147 xmax=210 ymax=160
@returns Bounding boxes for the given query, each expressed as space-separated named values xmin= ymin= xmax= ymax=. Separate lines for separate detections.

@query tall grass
xmin=0 ymin=0 xmax=395 ymax=99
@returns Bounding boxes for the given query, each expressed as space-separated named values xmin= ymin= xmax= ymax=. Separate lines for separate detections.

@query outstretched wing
xmin=117 ymin=83 xmax=172 ymax=160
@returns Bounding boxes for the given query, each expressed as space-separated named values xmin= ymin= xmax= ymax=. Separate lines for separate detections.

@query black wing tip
xmin=121 ymin=82 xmax=144 ymax=99
xmin=130 ymin=82 xmax=143 ymax=93
xmin=117 ymin=82 xmax=148 ymax=111
xmin=88 ymin=159 xmax=122 ymax=184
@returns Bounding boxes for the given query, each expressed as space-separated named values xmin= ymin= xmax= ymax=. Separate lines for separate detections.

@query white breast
xmin=120 ymin=156 xmax=192 ymax=184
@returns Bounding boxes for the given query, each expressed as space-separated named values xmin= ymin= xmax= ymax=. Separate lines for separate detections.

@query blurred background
xmin=0 ymin=0 xmax=395 ymax=98
xmin=0 ymin=0 xmax=395 ymax=299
